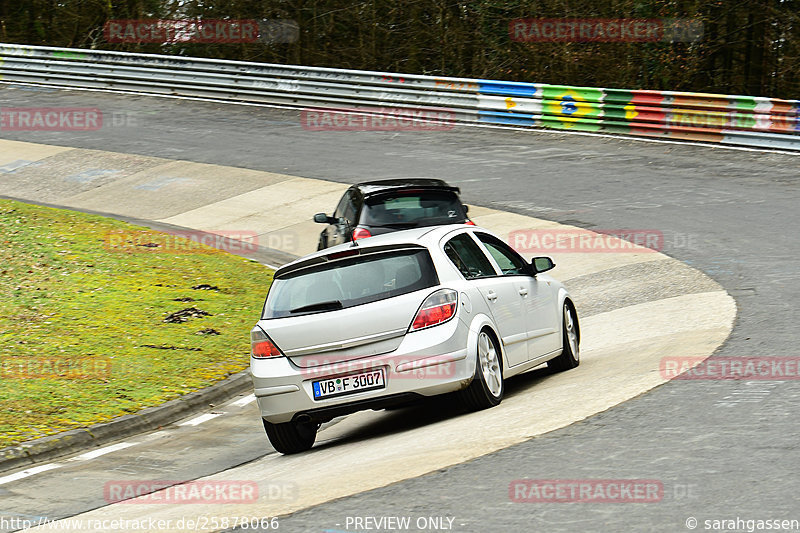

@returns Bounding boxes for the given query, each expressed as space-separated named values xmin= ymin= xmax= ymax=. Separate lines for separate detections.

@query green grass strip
xmin=0 ymin=199 xmax=272 ymax=447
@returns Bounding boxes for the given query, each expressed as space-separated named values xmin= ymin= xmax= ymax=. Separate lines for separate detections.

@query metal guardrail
xmin=1 ymin=44 xmax=799 ymax=151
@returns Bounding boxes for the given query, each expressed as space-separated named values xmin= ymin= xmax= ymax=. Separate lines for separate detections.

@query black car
xmin=314 ymin=179 xmax=473 ymax=250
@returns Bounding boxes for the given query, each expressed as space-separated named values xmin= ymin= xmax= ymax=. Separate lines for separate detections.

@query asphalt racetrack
xmin=1 ymin=84 xmax=799 ymax=532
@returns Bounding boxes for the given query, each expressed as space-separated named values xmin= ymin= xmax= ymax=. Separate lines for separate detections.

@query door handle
xmin=486 ymin=290 xmax=498 ymax=301
xmin=518 ymin=288 xmax=529 ymax=296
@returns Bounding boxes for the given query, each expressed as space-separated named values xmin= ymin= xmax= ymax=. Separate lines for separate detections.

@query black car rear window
xmin=263 ymin=249 xmax=439 ymax=318
xmin=360 ymin=190 xmax=466 ymax=228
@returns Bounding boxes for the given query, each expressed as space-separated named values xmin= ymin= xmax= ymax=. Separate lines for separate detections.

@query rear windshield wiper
xmin=289 ymin=300 xmax=343 ymax=314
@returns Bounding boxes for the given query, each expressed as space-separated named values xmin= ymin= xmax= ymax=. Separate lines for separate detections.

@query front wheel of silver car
xmin=548 ymin=302 xmax=580 ymax=372
xmin=263 ymin=418 xmax=318 ymax=455
xmin=460 ymin=329 xmax=504 ymax=410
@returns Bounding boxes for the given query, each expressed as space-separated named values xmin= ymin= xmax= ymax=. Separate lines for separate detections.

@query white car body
xmin=250 ymin=225 xmax=579 ymax=453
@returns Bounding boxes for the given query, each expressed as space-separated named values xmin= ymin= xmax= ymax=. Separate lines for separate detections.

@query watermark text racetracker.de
xmin=301 ymin=107 xmax=456 ymax=131
xmin=0 ymin=107 xmax=102 ymax=131
xmin=104 ymin=230 xmax=256 ymax=255
xmin=103 ymin=480 xmax=292 ymax=504
xmin=510 ymin=479 xmax=663 ymax=503
xmin=299 ymin=355 xmax=457 ymax=381
xmin=103 ymin=229 xmax=298 ymax=256
xmin=104 ymin=19 xmax=298 ymax=44
xmin=0 ymin=108 xmax=140 ymax=131
xmin=661 ymin=356 xmax=800 ymax=381
xmin=510 ymin=18 xmax=703 ymax=43
xmin=509 ymin=228 xmax=668 ymax=253
xmin=105 ymin=19 xmax=259 ymax=43
xmin=0 ymin=357 xmax=111 ymax=380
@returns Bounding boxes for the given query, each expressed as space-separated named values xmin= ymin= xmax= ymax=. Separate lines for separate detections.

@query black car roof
xmin=351 ymin=178 xmax=460 ymax=196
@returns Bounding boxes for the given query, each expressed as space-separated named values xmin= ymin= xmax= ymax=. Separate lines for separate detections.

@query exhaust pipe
xmin=295 ymin=413 xmax=313 ymax=424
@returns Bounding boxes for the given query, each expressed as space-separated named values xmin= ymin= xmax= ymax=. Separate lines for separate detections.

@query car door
xmin=345 ymin=189 xmax=363 ymax=240
xmin=474 ymin=233 xmax=560 ymax=361
xmin=442 ymin=232 xmax=529 ymax=367
xmin=327 ymin=190 xmax=357 ymax=246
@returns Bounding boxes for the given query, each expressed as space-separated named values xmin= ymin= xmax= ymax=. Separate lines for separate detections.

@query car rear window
xmin=361 ymin=191 xmax=466 ymax=228
xmin=263 ymin=249 xmax=439 ymax=318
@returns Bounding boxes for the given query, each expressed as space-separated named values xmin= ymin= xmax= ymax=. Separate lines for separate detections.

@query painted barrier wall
xmin=1 ymin=44 xmax=798 ymax=150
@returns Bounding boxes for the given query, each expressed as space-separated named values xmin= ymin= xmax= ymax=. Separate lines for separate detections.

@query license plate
xmin=312 ymin=368 xmax=386 ymax=400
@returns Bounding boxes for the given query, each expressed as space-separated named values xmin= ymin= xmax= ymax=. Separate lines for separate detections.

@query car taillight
xmin=465 ymin=220 xmax=476 ymax=226
xmin=352 ymin=227 xmax=372 ymax=241
xmin=410 ymin=289 xmax=458 ymax=331
xmin=251 ymin=327 xmax=283 ymax=358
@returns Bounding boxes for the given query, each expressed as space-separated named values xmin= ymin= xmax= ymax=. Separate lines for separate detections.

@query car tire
xmin=548 ymin=302 xmax=580 ymax=372
xmin=263 ymin=418 xmax=317 ymax=454
xmin=460 ymin=329 xmax=504 ymax=410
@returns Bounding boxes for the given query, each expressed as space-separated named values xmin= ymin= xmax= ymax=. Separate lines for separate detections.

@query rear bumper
xmin=292 ymin=393 xmax=424 ymax=424
xmin=251 ymin=319 xmax=474 ymax=423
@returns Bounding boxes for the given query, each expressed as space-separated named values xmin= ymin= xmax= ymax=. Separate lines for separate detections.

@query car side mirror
xmin=314 ymin=213 xmax=333 ymax=224
xmin=463 ymin=204 xmax=469 ymax=214
xmin=530 ymin=256 xmax=555 ymax=274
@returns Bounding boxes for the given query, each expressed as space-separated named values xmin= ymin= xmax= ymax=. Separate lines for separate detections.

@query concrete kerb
xmin=0 ymin=369 xmax=254 ymax=473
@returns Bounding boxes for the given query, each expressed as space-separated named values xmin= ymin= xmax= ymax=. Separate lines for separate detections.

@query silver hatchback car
xmin=250 ymin=225 xmax=579 ymax=454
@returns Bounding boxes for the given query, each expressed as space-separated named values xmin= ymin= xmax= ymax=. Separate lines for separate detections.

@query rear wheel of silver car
xmin=548 ymin=302 xmax=580 ymax=372
xmin=460 ymin=329 xmax=504 ymax=410
xmin=263 ymin=418 xmax=317 ymax=455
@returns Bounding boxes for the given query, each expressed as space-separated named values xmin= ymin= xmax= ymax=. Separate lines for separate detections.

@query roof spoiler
xmin=274 ymin=243 xmax=428 ymax=279
xmin=365 ymin=184 xmax=461 ymax=196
